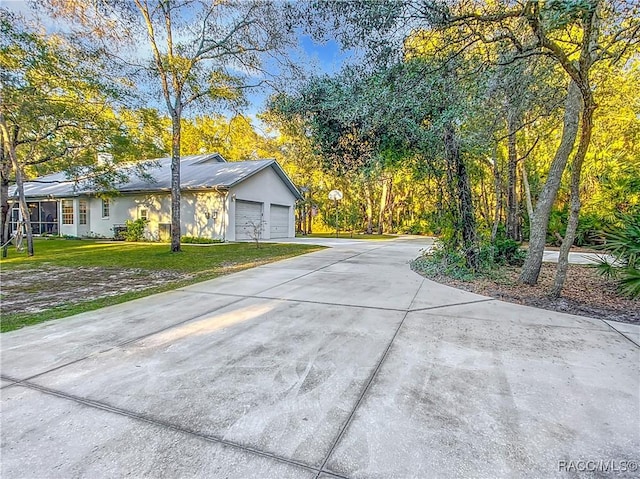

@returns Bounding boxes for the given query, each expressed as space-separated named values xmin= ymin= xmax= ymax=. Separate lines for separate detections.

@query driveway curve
xmin=1 ymin=237 xmax=638 ymax=478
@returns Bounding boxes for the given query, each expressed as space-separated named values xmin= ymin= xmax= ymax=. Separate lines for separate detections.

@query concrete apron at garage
xmin=1 ymin=237 xmax=638 ymax=479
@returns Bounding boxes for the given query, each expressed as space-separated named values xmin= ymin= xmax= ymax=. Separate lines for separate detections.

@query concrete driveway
xmin=1 ymin=237 xmax=638 ymax=478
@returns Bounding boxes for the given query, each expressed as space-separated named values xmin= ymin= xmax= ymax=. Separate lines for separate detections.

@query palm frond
xmin=618 ymin=267 xmax=640 ymax=299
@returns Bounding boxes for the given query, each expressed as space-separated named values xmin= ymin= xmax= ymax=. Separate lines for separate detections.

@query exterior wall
xmin=81 ymin=191 xmax=225 ymax=240
xmin=180 ymin=191 xmax=226 ymax=240
xmin=228 ymin=166 xmax=297 ymax=241
xmin=82 ymin=194 xmax=168 ymax=239
xmin=85 ymin=196 xmax=130 ymax=238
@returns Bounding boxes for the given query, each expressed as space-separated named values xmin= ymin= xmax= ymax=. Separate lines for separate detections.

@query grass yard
xmin=299 ymin=232 xmax=396 ymax=240
xmin=0 ymin=238 xmax=322 ymax=332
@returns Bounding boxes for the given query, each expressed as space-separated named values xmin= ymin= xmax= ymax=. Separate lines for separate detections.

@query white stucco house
xmin=10 ymin=153 xmax=302 ymax=241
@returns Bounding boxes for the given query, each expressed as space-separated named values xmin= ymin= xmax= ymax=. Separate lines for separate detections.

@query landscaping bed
xmin=414 ymin=261 xmax=639 ymax=323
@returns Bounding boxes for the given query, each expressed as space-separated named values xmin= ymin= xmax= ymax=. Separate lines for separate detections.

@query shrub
xmin=405 ymin=220 xmax=430 ymax=235
xmin=82 ymin=231 xmax=109 ymax=240
xmin=411 ymin=234 xmax=526 ymax=283
xmin=412 ymin=242 xmax=475 ymax=281
xmin=491 ymin=237 xmax=526 ymax=266
xmin=246 ymin=220 xmax=265 ymax=248
xmin=543 ymin=209 xmax=609 ymax=247
xmin=180 ymin=236 xmax=223 ymax=244
xmin=575 ymin=213 xmax=606 ymax=247
xmin=124 ymin=218 xmax=147 ymax=242
xmin=546 ymin=209 xmax=567 ymax=246
xmin=595 ymin=215 xmax=640 ymax=299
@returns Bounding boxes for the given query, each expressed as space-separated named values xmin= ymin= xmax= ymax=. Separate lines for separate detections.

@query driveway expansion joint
xmin=11 ymin=379 xmax=345 ymax=478
xmin=179 ymin=291 xmax=409 ymax=313
xmin=0 ymin=375 xmax=19 ymax=389
xmin=1 ymin=355 xmax=98 ymax=385
xmin=314 ymin=279 xmax=426 ymax=479
xmin=429 ymin=307 xmax=631 ymax=332
xmin=407 ymin=297 xmax=495 ymax=312
xmin=254 ymin=243 xmax=390 ymax=296
xmin=1 ymin=297 xmax=250 ymax=385
xmin=600 ymin=320 xmax=640 ymax=349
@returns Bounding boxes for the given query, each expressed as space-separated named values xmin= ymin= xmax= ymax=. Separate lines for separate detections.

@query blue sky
xmin=3 ymin=0 xmax=351 ymax=122
xmin=299 ymin=35 xmax=349 ymax=75
xmin=244 ymin=34 xmax=351 ymax=123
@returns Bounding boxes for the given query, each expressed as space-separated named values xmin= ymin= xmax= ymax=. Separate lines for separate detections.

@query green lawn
xmin=299 ymin=232 xmax=396 ymax=240
xmin=1 ymin=238 xmax=322 ymax=332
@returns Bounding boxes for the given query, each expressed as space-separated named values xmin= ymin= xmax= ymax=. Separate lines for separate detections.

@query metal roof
xmin=13 ymin=153 xmax=302 ymax=200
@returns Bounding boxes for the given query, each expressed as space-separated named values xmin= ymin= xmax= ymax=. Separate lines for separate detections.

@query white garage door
xmin=235 ymin=200 xmax=263 ymax=240
xmin=270 ymin=204 xmax=290 ymax=239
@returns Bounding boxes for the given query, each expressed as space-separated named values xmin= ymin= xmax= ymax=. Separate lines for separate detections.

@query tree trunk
xmin=550 ymin=0 xmax=601 ymax=296
xmin=0 ymin=115 xmax=33 ymax=255
xmin=170 ymin=113 xmax=181 ymax=252
xmin=519 ymin=81 xmax=581 ymax=284
xmin=436 ymin=178 xmax=444 ymax=227
xmin=479 ymin=173 xmax=491 ymax=230
xmin=520 ymin=161 xmax=534 ymax=223
xmin=2 ymin=207 xmax=10 ymax=257
xmin=506 ymin=112 xmax=519 ymax=240
xmin=491 ymin=145 xmax=502 ymax=243
xmin=456 ymin=153 xmax=477 ymax=263
xmin=365 ymin=183 xmax=373 ymax=234
xmin=1 ymin=154 xmax=10 ymax=258
xmin=11 ymin=158 xmax=34 ymax=256
xmin=386 ymin=177 xmax=394 ymax=232
xmin=443 ymin=149 xmax=461 ymax=250
xmin=377 ymin=177 xmax=388 ymax=234
xmin=550 ymin=95 xmax=595 ymax=297
xmin=304 ymin=189 xmax=312 ymax=234
xmin=444 ymin=121 xmax=477 ymax=268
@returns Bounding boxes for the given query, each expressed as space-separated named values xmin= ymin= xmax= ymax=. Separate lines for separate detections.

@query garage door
xmin=235 ymin=200 xmax=263 ymax=240
xmin=270 ymin=204 xmax=290 ymax=239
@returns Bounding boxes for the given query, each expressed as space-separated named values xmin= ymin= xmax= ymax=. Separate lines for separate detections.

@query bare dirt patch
xmin=427 ymin=263 xmax=639 ymax=324
xmin=1 ymin=266 xmax=191 ymax=316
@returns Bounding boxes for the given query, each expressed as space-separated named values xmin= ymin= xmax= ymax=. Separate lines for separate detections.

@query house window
xmin=62 ymin=200 xmax=74 ymax=224
xmin=139 ymin=209 xmax=148 ymax=221
xmin=79 ymin=200 xmax=88 ymax=225
xmin=102 ymin=198 xmax=110 ymax=218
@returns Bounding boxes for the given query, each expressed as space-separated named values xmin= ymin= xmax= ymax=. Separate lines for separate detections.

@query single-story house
xmin=9 ymin=153 xmax=302 ymax=241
